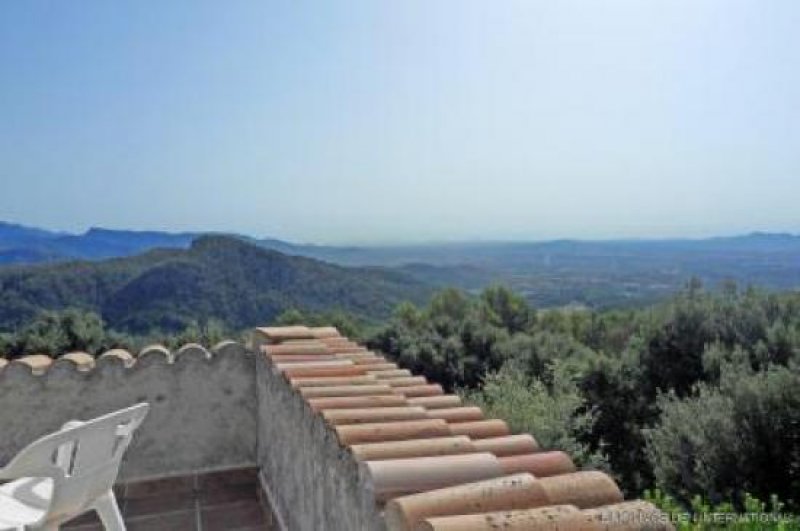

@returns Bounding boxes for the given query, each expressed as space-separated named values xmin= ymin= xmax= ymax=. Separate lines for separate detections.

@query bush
xmin=645 ymin=488 xmax=798 ymax=530
xmin=463 ymin=361 xmax=608 ymax=469
xmin=645 ymin=363 xmax=800 ymax=510
xmin=4 ymin=309 xmax=107 ymax=356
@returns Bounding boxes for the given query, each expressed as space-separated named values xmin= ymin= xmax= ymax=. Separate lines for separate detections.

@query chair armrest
xmin=0 ymin=464 xmax=15 ymax=481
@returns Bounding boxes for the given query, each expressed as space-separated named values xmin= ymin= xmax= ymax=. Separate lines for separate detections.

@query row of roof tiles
xmin=0 ymin=342 xmax=238 ymax=375
xmin=0 ymin=322 xmax=340 ymax=375
xmin=256 ymin=325 xmax=674 ymax=531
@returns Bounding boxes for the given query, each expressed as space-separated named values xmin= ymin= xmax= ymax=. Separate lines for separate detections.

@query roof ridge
xmin=0 ymin=340 xmax=246 ymax=376
xmin=256 ymin=324 xmax=674 ymax=531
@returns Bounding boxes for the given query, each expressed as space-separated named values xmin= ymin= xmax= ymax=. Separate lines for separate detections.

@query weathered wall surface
xmin=0 ymin=341 xmax=257 ymax=481
xmin=255 ymin=346 xmax=385 ymax=531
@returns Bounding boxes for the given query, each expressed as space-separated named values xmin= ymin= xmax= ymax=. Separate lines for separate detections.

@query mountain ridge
xmin=0 ymin=235 xmax=431 ymax=333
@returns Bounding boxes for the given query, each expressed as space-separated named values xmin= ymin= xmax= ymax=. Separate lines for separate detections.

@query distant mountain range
xmin=0 ymin=235 xmax=430 ymax=333
xmin=0 ymin=222 xmax=199 ymax=264
xmin=2 ymin=221 xmax=799 ymax=311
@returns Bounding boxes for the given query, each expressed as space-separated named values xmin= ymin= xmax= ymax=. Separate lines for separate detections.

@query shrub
xmin=645 ymin=363 xmax=800 ymax=510
xmin=463 ymin=361 xmax=608 ymax=469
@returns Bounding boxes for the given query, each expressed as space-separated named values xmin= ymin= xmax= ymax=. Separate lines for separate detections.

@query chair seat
xmin=0 ymin=477 xmax=53 ymax=528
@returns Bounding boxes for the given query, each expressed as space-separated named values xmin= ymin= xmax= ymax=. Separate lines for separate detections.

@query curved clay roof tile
xmin=256 ymin=326 xmax=314 ymax=343
xmin=310 ymin=326 xmax=341 ymax=339
xmin=395 ymin=384 xmax=444 ymax=398
xmin=322 ymin=407 xmax=428 ymax=426
xmin=299 ymin=384 xmax=395 ymax=399
xmin=384 ymin=473 xmax=546 ymax=531
xmin=448 ymin=419 xmax=510 ymax=440
xmin=414 ymin=504 xmax=580 ymax=531
xmin=335 ymin=419 xmax=451 ymax=446
xmin=307 ymin=395 xmax=408 ymax=413
xmin=365 ymin=453 xmax=503 ymax=502
xmin=282 ymin=365 xmax=370 ymax=378
xmin=350 ymin=436 xmax=475 ymax=462
xmin=498 ymin=451 xmax=576 ymax=478
xmin=407 ymin=395 xmax=462 ymax=409
xmin=369 ymin=369 xmax=413 ymax=379
xmin=14 ymin=354 xmax=53 ymax=375
xmin=471 ymin=434 xmax=539 ymax=457
xmin=265 ymin=342 xmax=329 ymax=356
xmin=99 ymin=349 xmax=136 ymax=367
xmin=536 ymin=471 xmax=624 ymax=509
xmin=386 ymin=377 xmax=429 ymax=388
xmin=61 ymin=352 xmax=96 ymax=371
xmin=425 ymin=407 xmax=484 ymax=424
xmin=290 ymin=375 xmax=377 ymax=388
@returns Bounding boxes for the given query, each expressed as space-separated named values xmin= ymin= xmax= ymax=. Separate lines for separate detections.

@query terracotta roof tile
xmin=383 ymin=473 xmax=546 ymax=530
xmin=275 ymin=359 xmax=354 ymax=370
xmin=448 ymin=419 xmax=511 ymax=439
xmin=394 ymin=384 xmax=444 ymax=398
xmin=289 ymin=375 xmax=378 ymax=388
xmin=307 ymin=394 xmax=408 ymax=412
xmin=281 ymin=365 xmax=370 ymax=378
xmin=385 ymin=376 xmax=429 ymax=387
xmin=365 ymin=453 xmax=504 ymax=501
xmin=414 ymin=504 xmax=580 ymax=531
xmin=498 ymin=451 xmax=577 ymax=477
xmin=406 ymin=395 xmax=462 ymax=409
xmin=61 ymin=351 xmax=96 ymax=371
xmin=322 ymin=406 xmax=428 ymax=426
xmin=335 ymin=418 xmax=451 ymax=445
xmin=350 ymin=436 xmax=475 ymax=461
xmin=471 ymin=434 xmax=540 ymax=456
xmin=299 ymin=384 xmax=396 ymax=399
xmin=255 ymin=325 xmax=315 ymax=343
xmin=369 ymin=369 xmax=413 ymax=379
xmin=310 ymin=326 xmax=341 ymax=338
xmin=98 ymin=348 xmax=136 ymax=367
xmin=14 ymin=354 xmax=53 ymax=374
xmin=257 ymin=325 xmax=673 ymax=528
xmin=264 ymin=341 xmax=329 ymax=355
xmin=360 ymin=363 xmax=401 ymax=372
xmin=425 ymin=406 xmax=484 ymax=423
xmin=271 ymin=354 xmax=339 ymax=363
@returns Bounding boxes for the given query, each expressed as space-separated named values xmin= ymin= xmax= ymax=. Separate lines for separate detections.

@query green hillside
xmin=0 ymin=235 xmax=431 ymax=333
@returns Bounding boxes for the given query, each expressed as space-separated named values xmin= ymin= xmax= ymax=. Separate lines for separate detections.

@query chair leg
xmin=93 ymin=491 xmax=125 ymax=531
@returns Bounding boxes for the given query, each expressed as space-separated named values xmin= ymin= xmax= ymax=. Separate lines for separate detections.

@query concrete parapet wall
xmin=0 ymin=341 xmax=257 ymax=481
xmin=254 ymin=334 xmax=386 ymax=531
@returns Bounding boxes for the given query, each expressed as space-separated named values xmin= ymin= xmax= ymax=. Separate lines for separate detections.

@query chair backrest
xmin=2 ymin=403 xmax=149 ymax=523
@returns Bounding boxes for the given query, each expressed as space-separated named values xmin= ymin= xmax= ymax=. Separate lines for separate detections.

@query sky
xmin=1 ymin=1 xmax=798 ymax=244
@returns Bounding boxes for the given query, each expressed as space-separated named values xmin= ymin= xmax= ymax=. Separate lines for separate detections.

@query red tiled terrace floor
xmin=62 ymin=467 xmax=275 ymax=531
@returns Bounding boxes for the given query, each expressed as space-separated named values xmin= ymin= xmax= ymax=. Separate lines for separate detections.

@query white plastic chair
xmin=0 ymin=403 xmax=149 ymax=531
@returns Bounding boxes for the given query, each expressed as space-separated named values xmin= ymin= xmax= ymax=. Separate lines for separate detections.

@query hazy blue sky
xmin=1 ymin=1 xmax=798 ymax=244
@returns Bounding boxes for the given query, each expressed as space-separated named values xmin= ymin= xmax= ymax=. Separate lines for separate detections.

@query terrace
xmin=0 ymin=326 xmax=672 ymax=530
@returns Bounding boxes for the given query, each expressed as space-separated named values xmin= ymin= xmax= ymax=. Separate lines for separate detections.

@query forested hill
xmin=4 ymin=221 xmax=800 ymax=309
xmin=0 ymin=236 xmax=431 ymax=333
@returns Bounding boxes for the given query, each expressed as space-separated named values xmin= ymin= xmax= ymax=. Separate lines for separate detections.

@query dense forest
xmin=2 ymin=280 xmax=799 ymax=527
xmin=363 ymin=282 xmax=800 ymax=521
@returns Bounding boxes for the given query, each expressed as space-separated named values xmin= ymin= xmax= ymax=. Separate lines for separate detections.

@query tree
xmin=479 ymin=285 xmax=534 ymax=333
xmin=6 ymin=309 xmax=107 ymax=356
